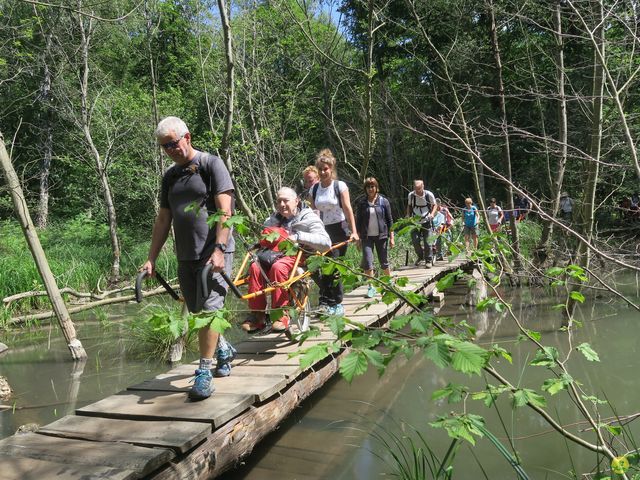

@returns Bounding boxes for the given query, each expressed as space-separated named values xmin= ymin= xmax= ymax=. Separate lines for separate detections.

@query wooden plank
xmin=128 ymin=373 xmax=289 ymax=402
xmin=38 ymin=415 xmax=210 ymax=454
xmin=0 ymin=453 xmax=137 ymax=480
xmin=76 ymin=390 xmax=253 ymax=428
xmin=164 ymin=362 xmax=301 ymax=379
xmin=0 ymin=432 xmax=173 ymax=477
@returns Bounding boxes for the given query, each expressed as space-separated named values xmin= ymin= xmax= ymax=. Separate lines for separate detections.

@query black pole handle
xmin=135 ymin=271 xmax=148 ymax=303
xmin=201 ymin=263 xmax=243 ymax=299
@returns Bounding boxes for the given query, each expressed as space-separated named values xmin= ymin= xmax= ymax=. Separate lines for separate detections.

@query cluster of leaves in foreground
xmin=290 ymin=235 xmax=640 ymax=479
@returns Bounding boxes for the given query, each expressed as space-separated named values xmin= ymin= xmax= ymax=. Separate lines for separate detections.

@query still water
xmin=1 ymin=274 xmax=639 ymax=479
xmin=221 ymin=274 xmax=640 ymax=479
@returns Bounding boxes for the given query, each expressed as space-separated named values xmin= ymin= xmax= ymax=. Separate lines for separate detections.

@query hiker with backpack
xmin=355 ymin=177 xmax=395 ymax=298
xmin=406 ymin=180 xmax=438 ymax=268
xmin=141 ymin=116 xmax=236 ymax=401
xmin=310 ymin=148 xmax=359 ymax=316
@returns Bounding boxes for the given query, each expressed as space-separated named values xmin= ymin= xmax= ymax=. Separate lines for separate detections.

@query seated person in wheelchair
xmin=242 ymin=187 xmax=331 ymax=333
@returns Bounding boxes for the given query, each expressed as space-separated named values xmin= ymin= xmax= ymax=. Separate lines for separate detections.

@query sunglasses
xmin=160 ymin=134 xmax=185 ymax=150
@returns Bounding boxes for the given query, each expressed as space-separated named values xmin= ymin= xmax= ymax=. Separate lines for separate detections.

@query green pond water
xmin=0 ymin=272 xmax=639 ymax=479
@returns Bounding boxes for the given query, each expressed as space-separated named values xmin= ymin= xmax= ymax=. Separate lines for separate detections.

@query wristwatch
xmin=213 ymin=243 xmax=227 ymax=253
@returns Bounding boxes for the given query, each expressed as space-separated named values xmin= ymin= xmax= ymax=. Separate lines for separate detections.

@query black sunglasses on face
xmin=160 ymin=134 xmax=185 ymax=150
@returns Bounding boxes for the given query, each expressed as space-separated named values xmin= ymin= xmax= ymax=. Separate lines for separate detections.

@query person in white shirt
xmin=487 ymin=198 xmax=504 ymax=232
xmin=310 ymin=149 xmax=359 ymax=316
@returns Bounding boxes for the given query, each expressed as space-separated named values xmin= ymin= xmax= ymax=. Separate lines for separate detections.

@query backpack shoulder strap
xmin=335 ymin=181 xmax=342 ymax=209
xmin=312 ymin=182 xmax=320 ymax=204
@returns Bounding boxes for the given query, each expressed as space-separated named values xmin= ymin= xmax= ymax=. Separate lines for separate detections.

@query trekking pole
xmin=135 ymin=270 xmax=181 ymax=303
xmin=201 ymin=263 xmax=243 ymax=299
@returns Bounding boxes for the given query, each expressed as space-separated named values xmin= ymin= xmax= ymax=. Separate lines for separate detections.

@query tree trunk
xmin=77 ymin=6 xmax=121 ymax=282
xmin=37 ymin=32 xmax=54 ymax=229
xmin=487 ymin=0 xmax=521 ymax=269
xmin=145 ymin=0 xmax=162 ymax=215
xmin=537 ymin=0 xmax=568 ymax=261
xmin=0 ymin=132 xmax=87 ymax=361
xmin=359 ymin=0 xmax=376 ymax=182
xmin=217 ymin=0 xmax=256 ymax=222
xmin=568 ymin=0 xmax=604 ymax=322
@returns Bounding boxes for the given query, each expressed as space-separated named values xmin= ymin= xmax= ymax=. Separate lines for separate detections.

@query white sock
xmin=199 ymin=358 xmax=214 ymax=370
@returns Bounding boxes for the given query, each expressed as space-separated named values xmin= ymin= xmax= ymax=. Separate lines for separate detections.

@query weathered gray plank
xmin=0 ymin=432 xmax=172 ymax=477
xmin=76 ymin=390 xmax=253 ymax=428
xmin=38 ymin=415 xmax=210 ymax=454
xmin=165 ymin=362 xmax=301 ymax=379
xmin=129 ymin=373 xmax=289 ymax=402
xmin=0 ymin=454 xmax=137 ymax=480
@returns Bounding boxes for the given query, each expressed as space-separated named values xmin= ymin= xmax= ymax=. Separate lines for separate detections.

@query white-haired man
xmin=241 ymin=187 xmax=331 ymax=333
xmin=406 ymin=180 xmax=438 ymax=267
xmin=142 ymin=116 xmax=235 ymax=401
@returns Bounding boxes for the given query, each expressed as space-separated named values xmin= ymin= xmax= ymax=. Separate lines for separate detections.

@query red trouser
xmin=247 ymin=255 xmax=297 ymax=311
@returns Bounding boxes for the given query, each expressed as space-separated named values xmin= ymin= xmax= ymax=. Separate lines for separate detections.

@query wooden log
xmin=38 ymin=416 xmax=211 ymax=454
xmin=76 ymin=391 xmax=254 ymax=428
xmin=0 ymin=432 xmax=173 ymax=477
xmin=148 ymin=353 xmax=343 ymax=480
xmin=0 ymin=453 xmax=137 ymax=480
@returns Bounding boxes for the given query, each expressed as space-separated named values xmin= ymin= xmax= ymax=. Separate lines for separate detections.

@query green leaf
xmin=530 ymin=346 xmax=559 ymax=367
xmin=569 ymin=291 xmax=585 ymax=303
xmin=423 ymin=340 xmax=451 ymax=368
xmin=525 ymin=329 xmax=541 ymax=341
xmin=581 ymin=394 xmax=608 ymax=405
xmin=604 ymin=424 xmax=622 ymax=436
xmin=542 ymin=378 xmax=567 ymax=395
xmin=432 ymin=383 xmax=467 ymax=403
xmin=546 ymin=267 xmax=565 ymax=277
xmin=299 ymin=343 xmax=331 ymax=370
xmin=363 ymin=348 xmax=385 ymax=375
xmin=339 ymin=350 xmax=369 ymax=383
xmin=450 ymin=341 xmax=487 ymax=375
xmin=436 ymin=270 xmax=462 ymax=291
xmin=222 ymin=213 xmax=251 ymax=236
xmin=395 ymin=276 xmax=409 ymax=287
xmin=491 ymin=344 xmax=512 ymax=363
xmin=512 ymin=388 xmax=547 ymax=408
xmin=389 ymin=314 xmax=412 ymax=330
xmin=327 ymin=315 xmax=346 ymax=336
xmin=576 ymin=343 xmax=600 ymax=362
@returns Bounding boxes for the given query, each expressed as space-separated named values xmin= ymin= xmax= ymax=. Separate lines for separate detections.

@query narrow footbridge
xmin=0 ymin=257 xmax=473 ymax=480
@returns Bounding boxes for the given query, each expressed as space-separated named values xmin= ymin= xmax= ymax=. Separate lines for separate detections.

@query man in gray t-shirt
xmin=142 ymin=116 xmax=235 ymax=401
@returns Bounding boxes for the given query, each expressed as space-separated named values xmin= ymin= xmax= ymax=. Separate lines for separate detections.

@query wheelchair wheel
xmin=286 ymin=278 xmax=312 ymax=340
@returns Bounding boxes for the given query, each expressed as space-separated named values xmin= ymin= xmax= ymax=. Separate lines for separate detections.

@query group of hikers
xmin=139 ymin=116 xmax=532 ymax=401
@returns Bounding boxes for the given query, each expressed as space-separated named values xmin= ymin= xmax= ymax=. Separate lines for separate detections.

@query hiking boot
xmin=366 ymin=285 xmax=376 ymax=298
xmin=213 ymin=344 xmax=237 ymax=378
xmin=332 ymin=304 xmax=345 ymax=316
xmin=213 ymin=363 xmax=232 ymax=378
xmin=425 ymin=259 xmax=433 ymax=269
xmin=413 ymin=259 xmax=424 ymax=266
xmin=189 ymin=368 xmax=214 ymax=401
xmin=316 ymin=304 xmax=332 ymax=315
xmin=272 ymin=315 xmax=290 ymax=332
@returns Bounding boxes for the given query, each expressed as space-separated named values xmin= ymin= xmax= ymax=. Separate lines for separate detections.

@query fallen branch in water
xmin=3 ymin=277 xmax=179 ymax=305
xmin=7 ymin=286 xmax=172 ymax=325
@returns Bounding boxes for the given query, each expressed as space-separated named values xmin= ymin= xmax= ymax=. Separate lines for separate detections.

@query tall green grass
xmin=0 ymin=214 xmax=175 ymax=312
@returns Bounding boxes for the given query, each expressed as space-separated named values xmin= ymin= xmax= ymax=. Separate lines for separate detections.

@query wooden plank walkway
xmin=0 ymin=257 xmax=472 ymax=479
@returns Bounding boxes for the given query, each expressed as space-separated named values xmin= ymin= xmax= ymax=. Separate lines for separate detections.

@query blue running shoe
xmin=366 ymin=286 xmax=376 ymax=298
xmin=214 ymin=344 xmax=237 ymax=378
xmin=333 ymin=304 xmax=345 ymax=316
xmin=189 ymin=368 xmax=214 ymax=400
